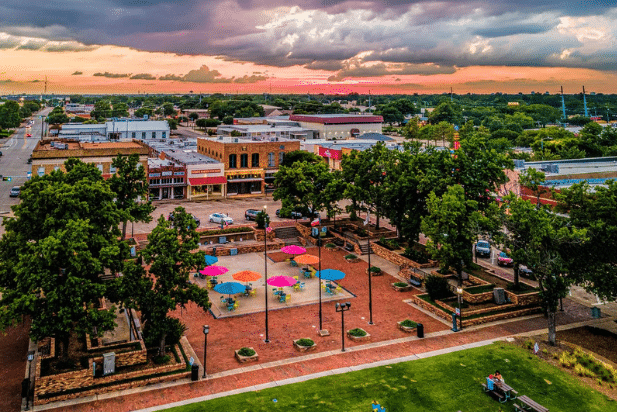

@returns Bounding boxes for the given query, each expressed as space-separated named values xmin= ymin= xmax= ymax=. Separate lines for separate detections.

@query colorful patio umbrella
xmin=205 ymin=255 xmax=218 ymax=266
xmin=266 ymin=275 xmax=297 ymax=287
xmin=213 ymin=281 xmax=246 ymax=296
xmin=294 ymin=254 xmax=319 ymax=265
xmin=232 ymin=270 xmax=262 ymax=282
xmin=199 ymin=265 xmax=229 ymax=277
xmin=280 ymin=245 xmax=306 ymax=255
xmin=315 ymin=269 xmax=346 ymax=281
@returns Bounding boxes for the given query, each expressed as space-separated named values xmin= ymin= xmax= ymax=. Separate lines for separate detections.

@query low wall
xmin=200 ymin=230 xmax=255 ymax=244
xmin=506 ymin=290 xmax=542 ymax=306
xmin=203 ymin=240 xmax=285 ymax=256
xmin=462 ymin=290 xmax=494 ymax=304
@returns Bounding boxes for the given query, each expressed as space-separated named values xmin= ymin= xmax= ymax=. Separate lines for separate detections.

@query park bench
xmin=408 ymin=275 xmax=422 ymax=288
xmin=514 ymin=395 xmax=549 ymax=412
xmin=344 ymin=243 xmax=355 ymax=252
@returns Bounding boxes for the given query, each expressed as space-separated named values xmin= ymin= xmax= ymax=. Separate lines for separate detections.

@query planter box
xmin=345 ymin=258 xmax=361 ymax=263
xmin=397 ymin=321 xmax=417 ymax=333
xmin=346 ymin=329 xmax=371 ymax=342
xmin=391 ymin=283 xmax=413 ymax=292
xmin=293 ymin=339 xmax=317 ymax=352
xmin=234 ymin=348 xmax=259 ymax=363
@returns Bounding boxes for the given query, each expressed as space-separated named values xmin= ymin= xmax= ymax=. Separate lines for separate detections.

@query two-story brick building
xmin=197 ymin=136 xmax=300 ymax=196
xmin=147 ymin=158 xmax=187 ymax=200
xmin=31 ymin=139 xmax=149 ymax=178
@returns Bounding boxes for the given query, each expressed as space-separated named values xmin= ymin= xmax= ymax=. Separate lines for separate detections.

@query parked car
xmin=474 ymin=240 xmax=491 ymax=258
xmin=245 ymin=209 xmax=260 ymax=221
xmin=209 ymin=213 xmax=233 ymax=225
xmin=276 ymin=208 xmax=302 ymax=219
xmin=168 ymin=212 xmax=200 ymax=227
xmin=497 ymin=252 xmax=514 ymax=267
xmin=9 ymin=186 xmax=21 ymax=197
xmin=519 ymin=265 xmax=534 ymax=278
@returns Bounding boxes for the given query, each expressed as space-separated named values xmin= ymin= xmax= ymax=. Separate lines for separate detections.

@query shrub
xmin=143 ymin=317 xmax=186 ymax=349
xmin=394 ymin=282 xmax=409 ymax=287
xmin=237 ymin=347 xmax=256 ymax=357
xmin=424 ymin=275 xmax=452 ymax=301
xmin=255 ymin=210 xmax=270 ymax=229
xmin=345 ymin=254 xmax=358 ymax=260
xmin=348 ymin=328 xmax=367 ymax=337
xmin=369 ymin=266 xmax=381 ymax=273
xmin=403 ymin=247 xmax=429 ymax=264
xmin=153 ymin=355 xmax=171 ymax=365
xmin=325 ymin=243 xmax=336 ymax=249
xmin=296 ymin=338 xmax=315 ymax=347
xmin=559 ymin=351 xmax=576 ymax=368
xmin=523 ymin=339 xmax=534 ymax=350
xmin=400 ymin=319 xmax=418 ymax=328
xmin=575 ymin=363 xmax=595 ymax=378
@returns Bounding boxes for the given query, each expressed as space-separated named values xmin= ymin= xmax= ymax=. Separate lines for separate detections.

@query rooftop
xmin=144 ymin=141 xmax=219 ymax=165
xmin=289 ymin=114 xmax=384 ymax=124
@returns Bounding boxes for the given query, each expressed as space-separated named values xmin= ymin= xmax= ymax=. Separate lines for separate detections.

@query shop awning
xmin=189 ymin=176 xmax=227 ymax=186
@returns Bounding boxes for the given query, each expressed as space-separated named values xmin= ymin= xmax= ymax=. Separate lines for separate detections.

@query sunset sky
xmin=1 ymin=1 xmax=617 ymax=95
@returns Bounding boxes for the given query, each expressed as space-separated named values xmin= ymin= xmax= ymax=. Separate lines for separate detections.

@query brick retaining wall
xmin=370 ymin=242 xmax=436 ymax=269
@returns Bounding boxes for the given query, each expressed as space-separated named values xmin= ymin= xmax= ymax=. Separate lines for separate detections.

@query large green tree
xmin=0 ymin=100 xmax=22 ymax=130
xmin=108 ymin=154 xmax=155 ymax=240
xmin=273 ymin=160 xmax=332 ymax=217
xmin=0 ymin=159 xmax=125 ymax=360
xmin=122 ymin=208 xmax=209 ymax=355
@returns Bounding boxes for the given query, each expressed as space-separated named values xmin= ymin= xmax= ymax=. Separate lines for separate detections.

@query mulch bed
xmin=558 ymin=325 xmax=617 ymax=365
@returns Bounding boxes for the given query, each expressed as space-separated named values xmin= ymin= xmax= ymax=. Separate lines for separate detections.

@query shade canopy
xmin=266 ymin=275 xmax=297 ymax=287
xmin=315 ymin=269 xmax=346 ymax=281
xmin=294 ymin=254 xmax=319 ymax=265
xmin=280 ymin=245 xmax=306 ymax=255
xmin=232 ymin=270 xmax=262 ymax=282
xmin=199 ymin=265 xmax=228 ymax=277
xmin=213 ymin=282 xmax=246 ymax=295
xmin=205 ymin=255 xmax=218 ymax=266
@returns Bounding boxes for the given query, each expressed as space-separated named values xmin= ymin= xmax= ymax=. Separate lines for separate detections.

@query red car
xmin=26 ymin=133 xmax=32 ymax=137
xmin=497 ymin=252 xmax=514 ymax=267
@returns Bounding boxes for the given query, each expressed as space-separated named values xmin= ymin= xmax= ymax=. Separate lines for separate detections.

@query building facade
xmin=147 ymin=158 xmax=187 ymax=200
xmin=197 ymin=136 xmax=300 ymax=196
xmin=57 ymin=120 xmax=170 ymax=142
xmin=30 ymin=139 xmax=149 ymax=178
xmin=289 ymin=114 xmax=383 ymax=140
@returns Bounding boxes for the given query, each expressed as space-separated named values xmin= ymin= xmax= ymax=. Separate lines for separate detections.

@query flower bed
xmin=293 ymin=338 xmax=317 ymax=352
xmin=235 ymin=347 xmax=259 ymax=363
xmin=398 ymin=319 xmax=418 ymax=333
xmin=347 ymin=328 xmax=371 ymax=342
xmin=391 ymin=282 xmax=413 ymax=292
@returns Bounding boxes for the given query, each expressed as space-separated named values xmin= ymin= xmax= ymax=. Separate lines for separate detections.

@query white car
xmin=209 ymin=213 xmax=233 ymax=225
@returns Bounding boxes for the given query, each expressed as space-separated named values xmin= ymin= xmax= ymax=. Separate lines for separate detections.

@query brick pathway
xmin=0 ymin=320 xmax=31 ymax=412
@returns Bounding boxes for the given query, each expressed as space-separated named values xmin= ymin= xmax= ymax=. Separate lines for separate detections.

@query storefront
xmin=188 ymin=176 xmax=227 ymax=199
xmin=148 ymin=161 xmax=187 ymax=201
xmin=226 ymin=171 xmax=264 ymax=195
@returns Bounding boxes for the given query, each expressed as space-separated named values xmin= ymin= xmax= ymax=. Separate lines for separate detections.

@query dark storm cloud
xmin=130 ymin=73 xmax=157 ymax=80
xmin=0 ymin=0 xmax=615 ymax=72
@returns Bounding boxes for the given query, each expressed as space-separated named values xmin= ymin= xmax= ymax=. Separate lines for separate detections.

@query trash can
xmin=191 ymin=363 xmax=199 ymax=381
xmin=417 ymin=323 xmax=424 ymax=338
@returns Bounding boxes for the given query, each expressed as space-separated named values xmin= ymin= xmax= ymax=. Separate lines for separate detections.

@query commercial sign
xmin=318 ymin=146 xmax=342 ymax=160
xmin=191 ymin=169 xmax=221 ymax=174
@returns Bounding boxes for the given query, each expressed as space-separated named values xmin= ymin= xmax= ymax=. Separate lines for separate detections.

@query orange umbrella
xmin=294 ymin=254 xmax=319 ymax=265
xmin=232 ymin=270 xmax=262 ymax=282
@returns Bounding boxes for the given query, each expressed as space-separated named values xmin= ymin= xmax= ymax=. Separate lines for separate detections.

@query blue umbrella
xmin=214 ymin=281 xmax=246 ymax=296
xmin=315 ymin=269 xmax=345 ymax=281
xmin=205 ymin=255 xmax=218 ymax=266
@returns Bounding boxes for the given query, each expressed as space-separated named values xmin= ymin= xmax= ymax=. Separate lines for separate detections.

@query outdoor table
xmin=494 ymin=381 xmax=517 ymax=401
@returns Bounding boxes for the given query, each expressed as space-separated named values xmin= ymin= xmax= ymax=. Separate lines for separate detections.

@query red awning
xmin=189 ymin=176 xmax=227 ymax=186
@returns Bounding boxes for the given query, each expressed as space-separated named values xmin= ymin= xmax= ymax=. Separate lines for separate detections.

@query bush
xmin=237 ymin=347 xmax=255 ymax=357
xmin=400 ymin=319 xmax=418 ymax=328
xmin=379 ymin=237 xmax=400 ymax=250
xmin=255 ymin=210 xmax=270 ymax=229
xmin=403 ymin=247 xmax=429 ymax=264
xmin=394 ymin=282 xmax=408 ymax=287
xmin=424 ymin=275 xmax=452 ymax=301
xmin=153 ymin=354 xmax=171 ymax=365
xmin=345 ymin=254 xmax=357 ymax=260
xmin=296 ymin=338 xmax=315 ymax=347
xmin=143 ymin=317 xmax=186 ymax=349
xmin=348 ymin=328 xmax=367 ymax=337
xmin=325 ymin=243 xmax=336 ymax=249
xmin=369 ymin=266 xmax=381 ymax=273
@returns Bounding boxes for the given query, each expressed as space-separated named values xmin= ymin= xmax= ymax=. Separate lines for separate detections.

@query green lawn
xmin=164 ymin=342 xmax=617 ymax=411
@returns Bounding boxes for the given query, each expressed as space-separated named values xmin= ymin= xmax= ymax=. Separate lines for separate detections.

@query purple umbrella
xmin=266 ymin=275 xmax=297 ymax=287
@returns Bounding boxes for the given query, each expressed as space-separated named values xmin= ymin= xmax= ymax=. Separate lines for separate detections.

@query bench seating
xmin=344 ymin=243 xmax=355 ymax=252
xmin=408 ymin=277 xmax=422 ymax=287
xmin=481 ymin=383 xmax=506 ymax=403
xmin=514 ymin=395 xmax=549 ymax=412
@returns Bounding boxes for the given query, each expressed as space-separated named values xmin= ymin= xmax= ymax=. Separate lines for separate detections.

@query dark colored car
xmin=276 ymin=208 xmax=302 ymax=219
xmin=474 ymin=240 xmax=491 ymax=258
xmin=245 ymin=209 xmax=260 ymax=221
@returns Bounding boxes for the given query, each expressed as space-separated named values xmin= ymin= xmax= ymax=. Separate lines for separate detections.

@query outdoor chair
xmin=285 ymin=294 xmax=291 ymax=303
xmin=249 ymin=289 xmax=257 ymax=297
xmin=233 ymin=301 xmax=239 ymax=310
xmin=293 ymin=283 xmax=300 ymax=291
xmin=279 ymin=294 xmax=286 ymax=303
xmin=290 ymin=260 xmax=298 ymax=267
xmin=227 ymin=304 xmax=234 ymax=311
xmin=299 ymin=282 xmax=305 ymax=290
xmin=335 ymin=286 xmax=343 ymax=293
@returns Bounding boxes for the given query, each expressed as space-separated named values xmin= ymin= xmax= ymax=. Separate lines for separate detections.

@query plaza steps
xmin=358 ymin=242 xmax=373 ymax=255
xmin=274 ymin=226 xmax=303 ymax=245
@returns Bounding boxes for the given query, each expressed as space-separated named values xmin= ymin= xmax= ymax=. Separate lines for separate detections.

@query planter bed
xmin=347 ymin=328 xmax=371 ymax=342
xmin=397 ymin=320 xmax=418 ymax=333
xmin=293 ymin=339 xmax=317 ymax=352
xmin=391 ymin=282 xmax=414 ymax=292
xmin=235 ymin=347 xmax=259 ymax=363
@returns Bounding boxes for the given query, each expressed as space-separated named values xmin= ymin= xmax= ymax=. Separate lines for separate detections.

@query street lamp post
xmin=24 ymin=351 xmax=34 ymax=410
xmin=202 ymin=325 xmax=209 ymax=378
xmin=335 ymin=302 xmax=351 ymax=352
xmin=263 ymin=205 xmax=270 ymax=343
xmin=456 ymin=286 xmax=463 ymax=331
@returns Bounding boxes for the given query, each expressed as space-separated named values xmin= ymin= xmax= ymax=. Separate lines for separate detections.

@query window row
xmin=229 ymin=152 xmax=284 ymax=168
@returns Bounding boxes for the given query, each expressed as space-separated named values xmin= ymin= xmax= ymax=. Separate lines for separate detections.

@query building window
xmin=97 ymin=164 xmax=104 ymax=172
xmin=229 ymin=154 xmax=237 ymax=168
xmin=240 ymin=153 xmax=248 ymax=168
xmin=110 ymin=165 xmax=116 ymax=174
xmin=268 ymin=152 xmax=275 ymax=167
xmin=54 ymin=166 xmax=60 ymax=171
xmin=142 ymin=132 xmax=146 ymax=139
xmin=132 ymin=132 xmax=136 ymax=138
xmin=162 ymin=131 xmax=167 ymax=138
xmin=38 ymin=167 xmax=45 ymax=176
xmin=279 ymin=152 xmax=284 ymax=165
xmin=279 ymin=145 xmax=285 ymax=150
xmin=251 ymin=153 xmax=259 ymax=167
xmin=152 ymin=132 xmax=156 ymax=139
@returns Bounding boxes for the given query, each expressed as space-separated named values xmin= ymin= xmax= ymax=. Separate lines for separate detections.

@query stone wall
xmin=200 ymin=230 xmax=255 ymax=244
xmin=295 ymin=222 xmax=311 ymax=238
xmin=203 ymin=240 xmax=285 ymax=256
xmin=371 ymin=241 xmax=437 ymax=269
xmin=254 ymin=228 xmax=276 ymax=242
xmin=34 ymin=343 xmax=188 ymax=405
xmin=462 ymin=290 xmax=494 ymax=304
xmin=506 ymin=290 xmax=542 ymax=306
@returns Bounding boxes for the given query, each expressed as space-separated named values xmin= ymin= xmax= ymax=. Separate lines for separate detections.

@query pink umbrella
xmin=199 ymin=265 xmax=229 ymax=277
xmin=267 ymin=275 xmax=297 ymax=287
xmin=280 ymin=245 xmax=306 ymax=255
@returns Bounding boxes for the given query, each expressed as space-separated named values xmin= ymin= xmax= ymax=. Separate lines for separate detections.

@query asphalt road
xmin=0 ymin=108 xmax=51 ymax=214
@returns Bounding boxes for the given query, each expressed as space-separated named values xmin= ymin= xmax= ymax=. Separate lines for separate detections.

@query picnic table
xmin=514 ymin=395 xmax=549 ymax=412
xmin=482 ymin=378 xmax=517 ymax=403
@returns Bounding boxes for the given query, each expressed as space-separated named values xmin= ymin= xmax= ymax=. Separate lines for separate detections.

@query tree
xmin=162 ymin=103 xmax=176 ymax=117
xmin=46 ymin=110 xmax=69 ymax=125
xmin=167 ymin=118 xmax=178 ymax=130
xmin=108 ymin=154 xmax=154 ymax=240
xmin=273 ymin=161 xmax=332 ymax=217
xmin=421 ymin=185 xmax=482 ymax=284
xmin=428 ymin=101 xmax=462 ymax=125
xmin=280 ymin=150 xmax=323 ymax=167
xmin=0 ymin=100 xmax=22 ymax=130
xmin=518 ymin=168 xmax=550 ymax=208
xmin=502 ymin=196 xmax=585 ymax=345
xmin=402 ymin=118 xmax=420 ymax=140
xmin=0 ymin=160 xmax=125 ymax=361
xmin=111 ymin=103 xmax=129 ymax=118
xmin=321 ymin=170 xmax=346 ymax=224
xmin=189 ymin=112 xmax=199 ymax=122
xmin=91 ymin=100 xmax=112 ymax=120
xmin=124 ymin=208 xmax=209 ymax=355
